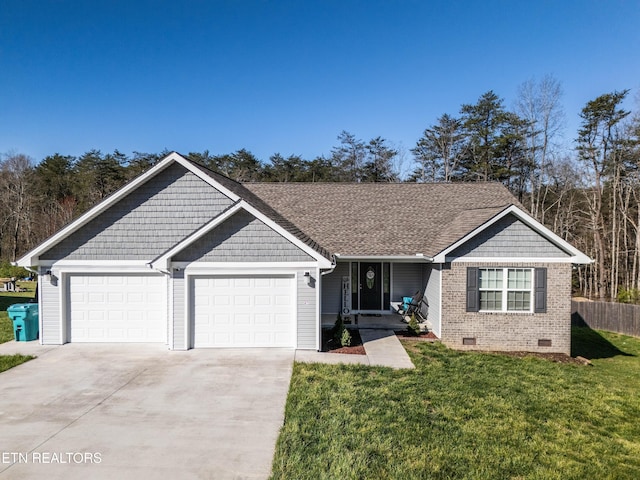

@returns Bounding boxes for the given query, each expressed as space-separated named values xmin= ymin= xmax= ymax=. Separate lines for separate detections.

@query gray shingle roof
xmin=243 ymin=182 xmax=522 ymax=257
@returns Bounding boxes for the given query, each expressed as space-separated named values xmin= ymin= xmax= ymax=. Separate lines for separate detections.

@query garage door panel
xmin=234 ymin=278 xmax=251 ymax=288
xmin=234 ymin=295 xmax=251 ymax=306
xmin=87 ymin=276 xmax=105 ymax=286
xmin=69 ymin=274 xmax=166 ymax=343
xmin=254 ymin=295 xmax=271 ymax=306
xmin=214 ymin=296 xmax=230 ymax=306
xmin=193 ymin=275 xmax=294 ymax=348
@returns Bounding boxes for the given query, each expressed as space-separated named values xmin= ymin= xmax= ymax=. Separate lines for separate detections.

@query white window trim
xmin=478 ymin=267 xmax=534 ymax=313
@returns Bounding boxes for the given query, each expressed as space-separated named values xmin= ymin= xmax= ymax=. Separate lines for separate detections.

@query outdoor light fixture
xmin=44 ymin=270 xmax=52 ymax=282
xmin=304 ymin=271 xmax=311 ymax=286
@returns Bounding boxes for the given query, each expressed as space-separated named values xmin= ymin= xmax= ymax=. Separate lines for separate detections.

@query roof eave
xmin=334 ymin=254 xmax=434 ymax=262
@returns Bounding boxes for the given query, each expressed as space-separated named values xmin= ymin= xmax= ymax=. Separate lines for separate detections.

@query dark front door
xmin=360 ymin=263 xmax=382 ymax=310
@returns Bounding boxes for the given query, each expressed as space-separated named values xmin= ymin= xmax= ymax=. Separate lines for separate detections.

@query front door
xmin=360 ymin=263 xmax=382 ymax=310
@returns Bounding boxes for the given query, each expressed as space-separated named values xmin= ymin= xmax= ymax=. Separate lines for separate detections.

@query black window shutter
xmin=534 ymin=268 xmax=547 ymax=313
xmin=466 ymin=267 xmax=479 ymax=312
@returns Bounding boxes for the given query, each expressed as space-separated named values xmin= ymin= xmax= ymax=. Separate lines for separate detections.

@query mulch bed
xmin=322 ymin=328 xmax=366 ymax=355
xmin=395 ymin=330 xmax=439 ymax=341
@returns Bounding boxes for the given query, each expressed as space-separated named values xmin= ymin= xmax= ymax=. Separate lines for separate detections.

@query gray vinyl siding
xmin=172 ymin=270 xmax=186 ymax=350
xmin=449 ymin=214 xmax=569 ymax=259
xmin=40 ymin=273 xmax=61 ymax=344
xmin=297 ymin=269 xmax=317 ymax=349
xmin=424 ymin=265 xmax=441 ymax=337
xmin=392 ymin=263 xmax=424 ymax=301
xmin=320 ymin=262 xmax=350 ymax=314
xmin=174 ymin=210 xmax=313 ymax=263
xmin=41 ymin=163 xmax=234 ymax=261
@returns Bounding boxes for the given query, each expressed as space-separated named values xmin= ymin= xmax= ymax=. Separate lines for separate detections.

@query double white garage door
xmin=67 ymin=274 xmax=295 ymax=347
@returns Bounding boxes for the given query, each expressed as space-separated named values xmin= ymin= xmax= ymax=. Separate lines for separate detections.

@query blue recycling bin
xmin=7 ymin=304 xmax=39 ymax=341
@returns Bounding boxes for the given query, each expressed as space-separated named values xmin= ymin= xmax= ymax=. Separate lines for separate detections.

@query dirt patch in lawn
xmin=492 ymin=350 xmax=588 ymax=365
xmin=322 ymin=328 xmax=366 ymax=355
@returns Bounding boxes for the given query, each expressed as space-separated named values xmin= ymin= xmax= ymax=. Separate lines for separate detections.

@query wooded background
xmin=2 ymin=77 xmax=639 ymax=301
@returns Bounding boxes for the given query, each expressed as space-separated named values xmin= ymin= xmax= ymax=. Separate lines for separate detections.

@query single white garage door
xmin=68 ymin=274 xmax=166 ymax=343
xmin=192 ymin=275 xmax=295 ymax=348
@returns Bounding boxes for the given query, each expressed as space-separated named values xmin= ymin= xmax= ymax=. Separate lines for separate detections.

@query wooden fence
xmin=571 ymin=300 xmax=640 ymax=337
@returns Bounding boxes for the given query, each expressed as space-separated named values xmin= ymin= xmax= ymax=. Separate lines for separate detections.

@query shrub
xmin=332 ymin=315 xmax=345 ymax=342
xmin=407 ymin=314 xmax=421 ymax=336
xmin=331 ymin=314 xmax=352 ymax=347
xmin=0 ymin=261 xmax=30 ymax=280
xmin=340 ymin=328 xmax=352 ymax=347
xmin=617 ymin=288 xmax=640 ymax=304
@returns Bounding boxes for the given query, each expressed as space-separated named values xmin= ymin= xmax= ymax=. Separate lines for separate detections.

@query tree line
xmin=1 ymin=76 xmax=639 ymax=301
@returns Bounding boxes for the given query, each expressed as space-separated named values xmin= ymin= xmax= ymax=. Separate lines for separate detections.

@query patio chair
xmin=404 ymin=291 xmax=428 ymax=323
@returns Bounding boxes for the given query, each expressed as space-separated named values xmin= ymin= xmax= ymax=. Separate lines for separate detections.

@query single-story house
xmin=16 ymin=152 xmax=591 ymax=354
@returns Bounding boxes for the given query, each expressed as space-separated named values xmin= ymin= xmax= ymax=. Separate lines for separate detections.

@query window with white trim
xmin=478 ymin=268 xmax=533 ymax=312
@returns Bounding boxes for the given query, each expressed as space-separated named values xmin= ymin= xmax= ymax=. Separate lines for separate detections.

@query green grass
xmin=0 ymin=354 xmax=33 ymax=373
xmin=0 ymin=282 xmax=37 ymax=344
xmin=271 ymin=328 xmax=640 ymax=480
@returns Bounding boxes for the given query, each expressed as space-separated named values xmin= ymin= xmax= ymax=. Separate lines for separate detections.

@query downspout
xmin=320 ymin=255 xmax=337 ymax=276
xmin=146 ymin=262 xmax=174 ymax=350
xmin=146 ymin=262 xmax=171 ymax=275
xmin=317 ymin=256 xmax=337 ymax=351
xmin=21 ymin=265 xmax=38 ymax=276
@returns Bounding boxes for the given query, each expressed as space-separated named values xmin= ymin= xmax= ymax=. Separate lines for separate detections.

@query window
xmin=478 ymin=268 xmax=503 ymax=310
xmin=506 ymin=269 xmax=532 ymax=311
xmin=467 ymin=267 xmax=546 ymax=313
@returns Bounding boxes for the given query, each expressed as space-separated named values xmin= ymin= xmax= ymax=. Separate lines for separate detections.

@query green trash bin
xmin=7 ymin=304 xmax=39 ymax=342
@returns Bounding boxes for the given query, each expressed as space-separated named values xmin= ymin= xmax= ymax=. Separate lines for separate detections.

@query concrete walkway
xmin=359 ymin=329 xmax=415 ymax=369
xmin=295 ymin=329 xmax=415 ymax=369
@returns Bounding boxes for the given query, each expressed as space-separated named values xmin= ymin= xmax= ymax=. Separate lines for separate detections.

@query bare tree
xmin=0 ymin=153 xmax=35 ymax=261
xmin=515 ymin=75 xmax=565 ymax=219
xmin=576 ymin=90 xmax=630 ymax=299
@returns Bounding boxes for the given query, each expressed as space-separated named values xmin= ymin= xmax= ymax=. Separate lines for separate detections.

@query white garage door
xmin=192 ymin=275 xmax=295 ymax=348
xmin=68 ymin=274 xmax=166 ymax=343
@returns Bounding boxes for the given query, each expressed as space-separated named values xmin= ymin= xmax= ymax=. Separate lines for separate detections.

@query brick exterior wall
xmin=441 ymin=262 xmax=572 ymax=354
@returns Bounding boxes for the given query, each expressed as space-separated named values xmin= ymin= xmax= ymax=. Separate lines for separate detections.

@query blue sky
xmin=1 ymin=0 xmax=639 ymax=167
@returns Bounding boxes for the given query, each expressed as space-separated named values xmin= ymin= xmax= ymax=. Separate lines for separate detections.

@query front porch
xmin=321 ymin=313 xmax=408 ymax=330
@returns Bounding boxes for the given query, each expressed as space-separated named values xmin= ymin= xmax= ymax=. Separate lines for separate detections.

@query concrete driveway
xmin=0 ymin=343 xmax=294 ymax=479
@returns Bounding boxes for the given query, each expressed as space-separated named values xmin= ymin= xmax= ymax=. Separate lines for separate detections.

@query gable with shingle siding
xmin=41 ymin=162 xmax=234 ymax=261
xmin=447 ymin=214 xmax=570 ymax=258
xmin=173 ymin=210 xmax=314 ymax=263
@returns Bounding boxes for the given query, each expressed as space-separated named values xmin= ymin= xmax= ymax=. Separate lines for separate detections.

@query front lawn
xmin=271 ymin=328 xmax=640 ymax=479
